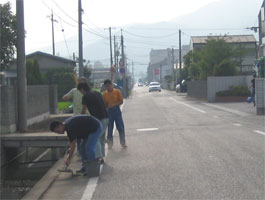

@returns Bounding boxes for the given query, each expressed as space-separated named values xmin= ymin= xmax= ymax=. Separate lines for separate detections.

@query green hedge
xmin=58 ymin=101 xmax=72 ymax=111
xmin=216 ymin=85 xmax=250 ymax=97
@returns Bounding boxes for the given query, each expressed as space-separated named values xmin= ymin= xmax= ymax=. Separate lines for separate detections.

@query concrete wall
xmin=0 ymin=86 xmax=17 ymax=133
xmin=187 ymin=81 xmax=207 ymax=100
xmin=256 ymin=78 xmax=265 ymax=115
xmin=207 ymin=76 xmax=252 ymax=102
xmin=0 ymin=85 xmax=57 ymax=134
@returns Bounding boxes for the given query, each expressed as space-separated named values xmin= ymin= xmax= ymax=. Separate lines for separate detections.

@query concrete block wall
xmin=0 ymin=85 xmax=57 ymax=134
xmin=207 ymin=76 xmax=252 ymax=102
xmin=49 ymin=85 xmax=58 ymax=114
xmin=0 ymin=86 xmax=17 ymax=133
xmin=256 ymin=78 xmax=265 ymax=115
xmin=187 ymin=81 xmax=207 ymax=99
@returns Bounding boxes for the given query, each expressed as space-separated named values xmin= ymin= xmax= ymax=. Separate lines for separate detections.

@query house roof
xmin=27 ymin=51 xmax=76 ymax=65
xmin=191 ymin=35 xmax=257 ymax=44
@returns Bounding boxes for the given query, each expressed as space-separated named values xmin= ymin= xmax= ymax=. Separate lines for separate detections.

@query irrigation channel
xmin=1 ymin=147 xmax=65 ymax=199
xmin=1 ymin=116 xmax=69 ymax=200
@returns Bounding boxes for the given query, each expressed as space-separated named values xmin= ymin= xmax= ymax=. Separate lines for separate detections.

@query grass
xmin=58 ymin=101 xmax=72 ymax=111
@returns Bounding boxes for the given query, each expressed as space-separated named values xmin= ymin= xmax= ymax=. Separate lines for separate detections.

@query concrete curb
xmin=22 ymin=157 xmax=64 ymax=200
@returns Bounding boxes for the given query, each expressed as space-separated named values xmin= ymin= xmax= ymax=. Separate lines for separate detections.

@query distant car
xmin=176 ymin=80 xmax=187 ymax=93
xmin=138 ymin=82 xmax=144 ymax=87
xmin=149 ymin=82 xmax=161 ymax=92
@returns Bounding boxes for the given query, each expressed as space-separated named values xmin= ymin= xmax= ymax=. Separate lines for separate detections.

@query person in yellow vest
xmin=103 ymin=79 xmax=127 ymax=149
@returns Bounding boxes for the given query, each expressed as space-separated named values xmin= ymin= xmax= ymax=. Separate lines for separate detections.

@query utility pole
xmin=121 ymin=30 xmax=127 ymax=98
xmin=132 ymin=61 xmax=134 ymax=84
xmin=16 ymin=0 xmax=27 ymax=132
xmin=172 ymin=47 xmax=175 ymax=87
xmin=179 ymin=29 xmax=182 ymax=84
xmin=114 ymin=35 xmax=117 ymax=68
xmin=78 ymin=0 xmax=83 ymax=77
xmin=105 ymin=27 xmax=115 ymax=66
xmin=51 ymin=12 xmax=57 ymax=56
xmin=160 ymin=64 xmax=162 ymax=83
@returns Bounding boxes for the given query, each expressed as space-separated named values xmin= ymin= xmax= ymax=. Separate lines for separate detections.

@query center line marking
xmin=233 ymin=124 xmax=242 ymax=127
xmin=169 ymin=97 xmax=206 ymax=113
xmin=253 ymin=130 xmax=265 ymax=136
xmin=137 ymin=128 xmax=159 ymax=132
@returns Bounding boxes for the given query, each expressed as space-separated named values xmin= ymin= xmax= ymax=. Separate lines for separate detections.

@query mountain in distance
xmin=50 ymin=0 xmax=263 ymax=81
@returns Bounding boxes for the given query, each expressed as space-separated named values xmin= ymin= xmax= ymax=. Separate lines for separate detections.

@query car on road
xmin=176 ymin=80 xmax=187 ymax=93
xmin=138 ymin=82 xmax=144 ymax=87
xmin=149 ymin=82 xmax=161 ymax=92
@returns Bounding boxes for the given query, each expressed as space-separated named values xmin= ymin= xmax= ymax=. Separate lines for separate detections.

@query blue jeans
xmin=95 ymin=118 xmax=109 ymax=158
xmin=252 ymin=88 xmax=256 ymax=105
xmin=79 ymin=123 xmax=102 ymax=170
xmin=107 ymin=106 xmax=126 ymax=146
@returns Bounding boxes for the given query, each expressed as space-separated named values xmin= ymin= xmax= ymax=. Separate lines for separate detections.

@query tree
xmin=185 ymin=38 xmax=237 ymax=80
xmin=26 ymin=58 xmax=44 ymax=85
xmin=0 ymin=2 xmax=17 ymax=71
xmin=214 ymin=59 xmax=238 ymax=76
xmin=44 ymin=68 xmax=75 ymax=98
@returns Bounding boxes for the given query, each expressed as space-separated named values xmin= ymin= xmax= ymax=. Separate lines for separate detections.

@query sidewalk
xmin=175 ymin=92 xmax=257 ymax=116
xmin=23 ymin=153 xmax=95 ymax=200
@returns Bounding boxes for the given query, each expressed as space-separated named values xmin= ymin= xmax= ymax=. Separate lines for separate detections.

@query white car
xmin=149 ymin=82 xmax=161 ymax=92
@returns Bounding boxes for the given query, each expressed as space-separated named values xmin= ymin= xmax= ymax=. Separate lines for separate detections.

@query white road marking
xmin=203 ymin=103 xmax=249 ymax=116
xmin=213 ymin=116 xmax=218 ymax=118
xmin=169 ymin=97 xmax=206 ymax=114
xmin=137 ymin=128 xmax=159 ymax=132
xmin=81 ymin=100 xmax=126 ymax=200
xmin=253 ymin=130 xmax=265 ymax=136
xmin=233 ymin=124 xmax=242 ymax=127
xmin=28 ymin=148 xmax=50 ymax=168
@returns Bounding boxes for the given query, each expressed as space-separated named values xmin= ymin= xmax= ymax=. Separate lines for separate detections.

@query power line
xmin=123 ymin=29 xmax=178 ymax=38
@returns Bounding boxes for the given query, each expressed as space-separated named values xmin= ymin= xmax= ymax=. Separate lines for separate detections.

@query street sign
xmin=154 ymin=68 xmax=160 ymax=75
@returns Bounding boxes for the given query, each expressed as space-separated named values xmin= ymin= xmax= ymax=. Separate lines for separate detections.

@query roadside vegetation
xmin=181 ymin=37 xmax=249 ymax=81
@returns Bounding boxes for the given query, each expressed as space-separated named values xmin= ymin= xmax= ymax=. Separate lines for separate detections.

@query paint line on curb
xmin=253 ymin=130 xmax=265 ymax=136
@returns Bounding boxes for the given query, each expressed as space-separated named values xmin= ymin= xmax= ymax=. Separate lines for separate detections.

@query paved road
xmin=92 ymin=86 xmax=264 ymax=200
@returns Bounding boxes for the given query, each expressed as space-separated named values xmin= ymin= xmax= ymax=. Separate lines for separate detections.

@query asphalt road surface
xmin=93 ymin=86 xmax=264 ymax=200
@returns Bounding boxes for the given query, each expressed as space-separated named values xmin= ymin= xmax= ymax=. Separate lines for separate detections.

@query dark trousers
xmin=107 ymin=106 xmax=126 ymax=145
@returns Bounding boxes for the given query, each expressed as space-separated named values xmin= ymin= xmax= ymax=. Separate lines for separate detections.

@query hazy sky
xmin=1 ymin=0 xmax=220 ymax=52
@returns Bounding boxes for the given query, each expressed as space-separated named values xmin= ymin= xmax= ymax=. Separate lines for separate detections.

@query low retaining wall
xmin=215 ymin=96 xmax=248 ymax=102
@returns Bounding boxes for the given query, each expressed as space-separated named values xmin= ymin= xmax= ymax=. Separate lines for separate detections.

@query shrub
xmin=216 ymin=85 xmax=250 ymax=97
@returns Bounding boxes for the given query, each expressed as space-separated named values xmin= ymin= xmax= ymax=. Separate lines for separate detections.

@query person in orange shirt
xmin=103 ymin=79 xmax=127 ymax=149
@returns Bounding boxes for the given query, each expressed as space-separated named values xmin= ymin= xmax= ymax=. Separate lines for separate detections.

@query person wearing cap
xmin=50 ymin=115 xmax=102 ymax=175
